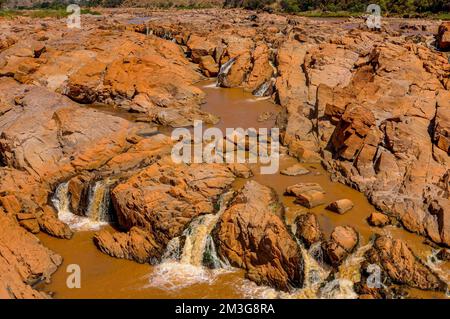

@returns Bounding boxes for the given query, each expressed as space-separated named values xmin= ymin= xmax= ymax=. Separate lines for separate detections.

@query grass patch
xmin=295 ymin=10 xmax=361 ymax=18
xmin=0 ymin=8 xmax=101 ymax=19
xmin=435 ymin=12 xmax=450 ymax=20
xmin=0 ymin=10 xmax=21 ymax=18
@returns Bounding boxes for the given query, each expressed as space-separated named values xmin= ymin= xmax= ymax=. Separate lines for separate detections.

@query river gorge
xmin=0 ymin=7 xmax=449 ymax=300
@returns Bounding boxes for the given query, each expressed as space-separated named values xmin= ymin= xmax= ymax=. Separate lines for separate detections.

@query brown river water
xmin=37 ymin=80 xmax=449 ymax=299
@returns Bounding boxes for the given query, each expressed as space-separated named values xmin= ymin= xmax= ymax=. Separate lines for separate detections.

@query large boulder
xmin=94 ymin=226 xmax=161 ymax=264
xmin=285 ymin=182 xmax=325 ymax=208
xmin=295 ymin=213 xmax=323 ymax=248
xmin=365 ymin=236 xmax=446 ymax=291
xmin=96 ymin=158 xmax=236 ymax=263
xmin=319 ymin=43 xmax=450 ymax=247
xmin=0 ymin=213 xmax=61 ymax=299
xmin=280 ymin=163 xmax=309 ymax=176
xmin=187 ymin=35 xmax=216 ymax=63
xmin=436 ymin=22 xmax=450 ymax=51
xmin=214 ymin=180 xmax=304 ymax=292
xmin=322 ymin=226 xmax=359 ymax=266
xmin=243 ymin=42 xmax=274 ymax=93
xmin=326 ymin=199 xmax=354 ymax=214
xmin=0 ymin=78 xmax=132 ymax=185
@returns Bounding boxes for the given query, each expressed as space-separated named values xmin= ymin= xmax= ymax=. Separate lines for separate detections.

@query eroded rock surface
xmin=322 ymin=225 xmax=359 ymax=266
xmin=94 ymin=158 xmax=236 ymax=262
xmin=295 ymin=212 xmax=323 ymax=248
xmin=364 ymin=236 xmax=446 ymax=291
xmin=214 ymin=180 xmax=303 ymax=291
xmin=437 ymin=22 xmax=450 ymax=50
xmin=0 ymin=213 xmax=61 ymax=299
xmin=0 ymin=8 xmax=449 ymax=299
xmin=140 ymin=9 xmax=450 ymax=247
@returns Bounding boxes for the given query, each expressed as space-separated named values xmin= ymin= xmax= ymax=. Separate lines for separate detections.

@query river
xmin=36 ymin=79 xmax=449 ymax=299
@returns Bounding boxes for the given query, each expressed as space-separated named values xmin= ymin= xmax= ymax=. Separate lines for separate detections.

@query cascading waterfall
xmin=318 ymin=243 xmax=373 ymax=299
xmin=426 ymin=249 xmax=450 ymax=285
xmin=86 ymin=180 xmax=114 ymax=223
xmin=203 ymin=234 xmax=230 ymax=269
xmin=52 ymin=182 xmax=74 ymax=224
xmin=162 ymin=190 xmax=233 ymax=266
xmin=253 ymin=78 xmax=275 ymax=97
xmin=288 ymin=243 xmax=331 ymax=299
xmin=146 ymin=191 xmax=234 ymax=290
xmin=237 ymin=239 xmax=331 ymax=299
xmin=217 ymin=58 xmax=236 ymax=87
xmin=239 ymin=242 xmax=373 ymax=299
xmin=52 ymin=179 xmax=113 ymax=231
xmin=319 ymin=279 xmax=358 ymax=299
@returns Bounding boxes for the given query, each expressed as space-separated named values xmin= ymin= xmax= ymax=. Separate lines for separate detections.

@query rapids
xmin=37 ymin=79 xmax=449 ymax=299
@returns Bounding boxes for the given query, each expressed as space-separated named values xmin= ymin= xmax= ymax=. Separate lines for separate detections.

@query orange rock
xmin=94 ymin=227 xmax=162 ymax=263
xmin=0 ymin=214 xmax=61 ymax=299
xmin=365 ymin=236 xmax=446 ymax=291
xmin=187 ymin=35 xmax=216 ymax=63
xmin=367 ymin=212 xmax=390 ymax=227
xmin=437 ymin=22 xmax=450 ymax=50
xmin=322 ymin=226 xmax=358 ymax=266
xmin=327 ymin=199 xmax=354 ymax=214
xmin=294 ymin=190 xmax=326 ymax=208
xmin=0 ymin=195 xmax=21 ymax=215
xmin=215 ymin=180 xmax=303 ymax=291
xmin=244 ymin=43 xmax=273 ymax=93
xmin=199 ymin=55 xmax=219 ymax=77
xmin=19 ymin=219 xmax=40 ymax=234
xmin=295 ymin=213 xmax=323 ymax=248
xmin=106 ymin=159 xmax=235 ymax=260
xmin=37 ymin=206 xmax=73 ymax=239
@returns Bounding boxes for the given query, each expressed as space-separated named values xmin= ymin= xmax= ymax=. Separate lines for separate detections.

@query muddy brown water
xmin=37 ymin=79 xmax=448 ymax=299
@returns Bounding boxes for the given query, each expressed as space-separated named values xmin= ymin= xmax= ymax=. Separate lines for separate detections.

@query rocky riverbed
xmin=0 ymin=8 xmax=448 ymax=299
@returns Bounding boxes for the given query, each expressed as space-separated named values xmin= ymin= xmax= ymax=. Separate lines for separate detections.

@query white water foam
xmin=320 ymin=279 xmax=359 ymax=299
xmin=426 ymin=249 xmax=450 ymax=285
xmin=202 ymin=82 xmax=220 ymax=89
xmin=52 ymin=182 xmax=107 ymax=231
xmin=145 ymin=261 xmax=233 ymax=291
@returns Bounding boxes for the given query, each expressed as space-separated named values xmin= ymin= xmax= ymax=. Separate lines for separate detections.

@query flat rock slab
xmin=294 ymin=190 xmax=326 ymax=208
xmin=280 ymin=163 xmax=309 ymax=176
xmin=286 ymin=182 xmax=326 ymax=208
xmin=285 ymin=182 xmax=324 ymax=197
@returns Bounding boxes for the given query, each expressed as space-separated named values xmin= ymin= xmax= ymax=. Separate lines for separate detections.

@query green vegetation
xmin=294 ymin=10 xmax=361 ymax=18
xmin=226 ymin=0 xmax=450 ymax=17
xmin=0 ymin=8 xmax=101 ymax=19
xmin=436 ymin=12 xmax=450 ymax=20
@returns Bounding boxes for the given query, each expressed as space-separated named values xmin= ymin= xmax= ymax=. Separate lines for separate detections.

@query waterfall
xmin=426 ymin=249 xmax=450 ymax=285
xmin=287 ymin=241 xmax=330 ymax=298
xmin=217 ymin=58 xmax=236 ymax=87
xmin=52 ymin=180 xmax=110 ymax=231
xmin=319 ymin=279 xmax=358 ymax=299
xmin=253 ymin=78 xmax=274 ymax=97
xmin=175 ymin=190 xmax=233 ymax=266
xmin=52 ymin=182 xmax=72 ymax=222
xmin=318 ymin=243 xmax=373 ymax=299
xmin=146 ymin=191 xmax=234 ymax=290
xmin=336 ymin=243 xmax=372 ymax=283
xmin=86 ymin=180 xmax=113 ymax=223
xmin=203 ymin=234 xmax=230 ymax=269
